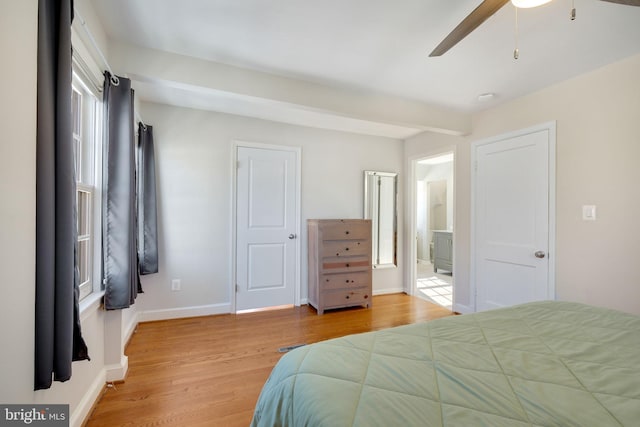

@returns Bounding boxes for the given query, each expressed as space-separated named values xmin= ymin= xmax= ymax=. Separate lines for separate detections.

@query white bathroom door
xmin=473 ymin=124 xmax=555 ymax=311
xmin=235 ymin=145 xmax=299 ymax=312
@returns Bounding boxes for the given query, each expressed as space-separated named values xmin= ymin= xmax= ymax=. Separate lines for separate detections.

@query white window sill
xmin=80 ymin=290 xmax=105 ymax=322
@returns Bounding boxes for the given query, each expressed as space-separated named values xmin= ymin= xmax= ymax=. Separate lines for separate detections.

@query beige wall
xmin=137 ymin=102 xmax=405 ymax=320
xmin=406 ymin=53 xmax=640 ymax=315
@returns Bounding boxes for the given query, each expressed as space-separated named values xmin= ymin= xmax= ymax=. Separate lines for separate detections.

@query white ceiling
xmin=90 ymin=0 xmax=640 ymax=135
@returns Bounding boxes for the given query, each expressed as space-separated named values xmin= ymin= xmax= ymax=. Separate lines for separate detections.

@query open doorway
xmin=413 ymin=153 xmax=454 ymax=310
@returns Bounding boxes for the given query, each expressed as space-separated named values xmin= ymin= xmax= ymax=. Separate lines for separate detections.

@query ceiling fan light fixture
xmin=511 ymin=0 xmax=553 ymax=8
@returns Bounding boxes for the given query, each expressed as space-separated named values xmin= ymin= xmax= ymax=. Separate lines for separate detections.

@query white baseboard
xmin=453 ymin=302 xmax=474 ymax=314
xmin=105 ymin=354 xmax=129 ymax=382
xmin=70 ymin=367 xmax=106 ymax=427
xmin=417 ymin=259 xmax=431 ymax=265
xmin=373 ymin=287 xmax=404 ymax=296
xmin=123 ymin=311 xmax=138 ymax=347
xmin=139 ymin=302 xmax=232 ymax=322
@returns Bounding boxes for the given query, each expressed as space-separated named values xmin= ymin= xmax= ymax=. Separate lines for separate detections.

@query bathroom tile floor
xmin=416 ymin=262 xmax=452 ymax=310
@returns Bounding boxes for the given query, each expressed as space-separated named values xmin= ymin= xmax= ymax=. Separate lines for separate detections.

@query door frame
xmin=230 ymin=140 xmax=302 ymax=313
xmin=470 ymin=121 xmax=556 ymax=312
xmin=407 ymin=149 xmax=456 ymax=304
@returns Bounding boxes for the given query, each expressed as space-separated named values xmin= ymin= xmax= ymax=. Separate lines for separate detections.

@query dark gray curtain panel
xmin=137 ymin=123 xmax=159 ymax=275
xmin=35 ymin=0 xmax=90 ymax=391
xmin=102 ymin=72 xmax=141 ymax=310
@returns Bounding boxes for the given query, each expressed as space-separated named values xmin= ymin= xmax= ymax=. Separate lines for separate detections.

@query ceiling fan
xmin=429 ymin=0 xmax=640 ymax=57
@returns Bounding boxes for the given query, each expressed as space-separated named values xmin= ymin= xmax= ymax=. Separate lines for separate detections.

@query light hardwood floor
xmin=85 ymin=294 xmax=452 ymax=427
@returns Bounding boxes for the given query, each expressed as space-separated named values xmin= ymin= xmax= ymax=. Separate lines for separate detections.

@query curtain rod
xmin=74 ymin=9 xmax=117 ymax=84
xmin=74 ymin=8 xmax=147 ymax=130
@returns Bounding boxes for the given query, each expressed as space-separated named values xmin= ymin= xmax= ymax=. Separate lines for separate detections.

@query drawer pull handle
xmin=345 ymin=247 xmax=349 ymax=251
xmin=364 ymin=295 xmax=368 ymax=299
xmin=336 ymin=253 xmax=339 ymax=256
xmin=346 ymin=263 xmax=350 ymax=267
xmin=345 ymin=295 xmax=350 ymax=299
xmin=345 ymin=231 xmax=350 ymax=235
xmin=345 ymin=279 xmax=349 ymax=283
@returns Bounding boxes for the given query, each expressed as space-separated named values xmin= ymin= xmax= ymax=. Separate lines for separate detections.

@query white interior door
xmin=473 ymin=124 xmax=555 ymax=311
xmin=236 ymin=145 xmax=298 ymax=311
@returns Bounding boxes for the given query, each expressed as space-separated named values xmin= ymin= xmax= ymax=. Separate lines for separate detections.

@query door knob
xmin=288 ymin=234 xmax=296 ymax=239
xmin=534 ymin=251 xmax=546 ymax=258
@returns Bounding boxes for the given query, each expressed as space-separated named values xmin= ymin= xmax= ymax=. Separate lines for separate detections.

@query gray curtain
xmin=35 ymin=0 xmax=90 ymax=391
xmin=102 ymin=72 xmax=141 ymax=310
xmin=137 ymin=123 xmax=159 ymax=274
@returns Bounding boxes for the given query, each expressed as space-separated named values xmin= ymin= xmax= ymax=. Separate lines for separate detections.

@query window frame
xmin=71 ymin=70 xmax=103 ymax=302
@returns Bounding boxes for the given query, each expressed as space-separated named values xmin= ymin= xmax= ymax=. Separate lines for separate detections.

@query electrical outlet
xmin=171 ymin=279 xmax=181 ymax=291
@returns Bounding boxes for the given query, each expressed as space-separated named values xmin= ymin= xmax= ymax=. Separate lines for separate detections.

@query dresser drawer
xmin=319 ymin=220 xmax=371 ymax=241
xmin=321 ymin=239 xmax=369 ymax=257
xmin=321 ymin=256 xmax=369 ymax=273
xmin=323 ymin=288 xmax=370 ymax=308
xmin=320 ymin=271 xmax=370 ymax=290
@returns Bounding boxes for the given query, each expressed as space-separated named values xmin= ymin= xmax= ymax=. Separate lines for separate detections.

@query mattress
xmin=251 ymin=301 xmax=640 ymax=426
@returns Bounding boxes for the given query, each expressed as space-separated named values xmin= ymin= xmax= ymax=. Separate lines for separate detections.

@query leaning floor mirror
xmin=364 ymin=171 xmax=398 ymax=268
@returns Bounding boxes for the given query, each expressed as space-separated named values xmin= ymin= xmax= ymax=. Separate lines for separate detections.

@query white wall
xmin=137 ymin=102 xmax=404 ymax=319
xmin=416 ymin=162 xmax=454 ymax=229
xmin=0 ymin=2 xmax=134 ymax=426
xmin=406 ymin=53 xmax=640 ymax=315
xmin=0 ymin=0 xmax=98 ymax=421
xmin=0 ymin=0 xmax=39 ymax=404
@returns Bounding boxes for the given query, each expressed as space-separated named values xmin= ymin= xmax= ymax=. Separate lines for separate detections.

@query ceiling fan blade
xmin=429 ymin=0 xmax=510 ymax=57
xmin=598 ymin=0 xmax=640 ymax=6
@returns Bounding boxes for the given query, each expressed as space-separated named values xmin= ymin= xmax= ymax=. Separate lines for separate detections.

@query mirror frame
xmin=363 ymin=171 xmax=398 ymax=269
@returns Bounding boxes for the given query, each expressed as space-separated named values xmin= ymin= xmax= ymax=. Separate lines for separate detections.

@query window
xmin=72 ymin=72 xmax=101 ymax=301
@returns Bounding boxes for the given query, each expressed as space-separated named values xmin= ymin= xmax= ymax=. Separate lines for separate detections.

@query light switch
xmin=582 ymin=205 xmax=596 ymax=221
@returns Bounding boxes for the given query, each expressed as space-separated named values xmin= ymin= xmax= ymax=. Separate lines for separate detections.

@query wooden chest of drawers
xmin=307 ymin=219 xmax=372 ymax=315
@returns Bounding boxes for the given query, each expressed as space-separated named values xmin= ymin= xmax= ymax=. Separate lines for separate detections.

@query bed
xmin=251 ymin=301 xmax=640 ymax=426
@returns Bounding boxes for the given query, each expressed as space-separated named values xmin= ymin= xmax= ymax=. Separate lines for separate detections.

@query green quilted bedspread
xmin=251 ymin=301 xmax=640 ymax=426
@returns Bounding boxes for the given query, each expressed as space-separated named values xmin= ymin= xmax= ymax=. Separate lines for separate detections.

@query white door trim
xmin=470 ymin=121 xmax=556 ymax=312
xmin=230 ymin=140 xmax=302 ymax=313
xmin=406 ymin=148 xmax=457 ymax=304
